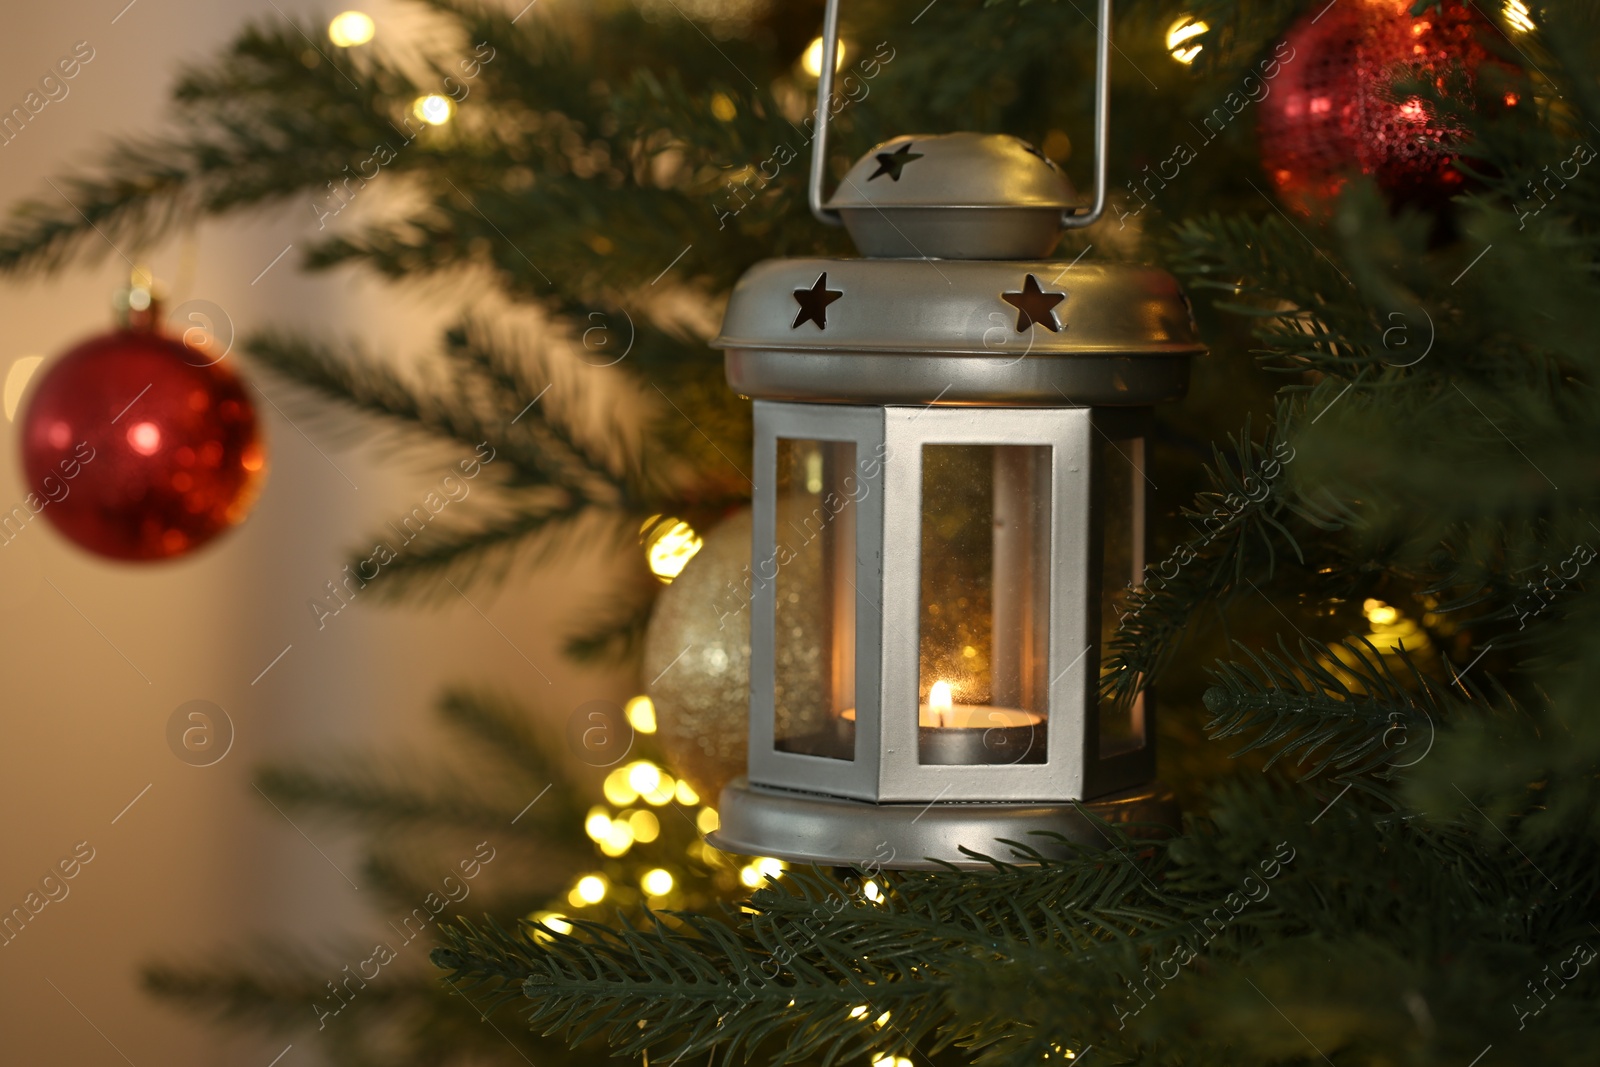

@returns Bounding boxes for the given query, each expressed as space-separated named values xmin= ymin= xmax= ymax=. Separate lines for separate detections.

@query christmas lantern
xmin=707 ymin=0 xmax=1205 ymax=869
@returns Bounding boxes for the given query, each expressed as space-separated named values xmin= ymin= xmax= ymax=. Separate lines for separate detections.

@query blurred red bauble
xmin=19 ymin=325 xmax=265 ymax=561
xmin=1258 ymin=0 xmax=1502 ymax=214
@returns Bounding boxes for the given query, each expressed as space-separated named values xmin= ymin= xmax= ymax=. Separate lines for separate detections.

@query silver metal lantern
xmin=707 ymin=0 xmax=1205 ymax=869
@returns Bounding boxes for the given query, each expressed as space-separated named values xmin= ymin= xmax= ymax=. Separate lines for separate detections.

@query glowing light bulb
xmin=584 ymin=806 xmax=613 ymax=842
xmin=709 ymin=92 xmax=737 ymax=122
xmin=641 ymin=868 xmax=674 ymax=896
xmin=848 ymin=1005 xmax=869 ymax=1019
xmin=625 ymin=695 xmax=657 ymax=734
xmin=532 ymin=911 xmax=572 ymax=935
xmin=696 ymin=807 xmax=720 ymax=835
xmin=644 ymin=518 xmax=703 ymax=581
xmin=628 ymin=809 xmax=661 ymax=843
xmin=871 ymin=1057 xmax=914 ymax=1067
xmin=1165 ymin=16 xmax=1208 ymax=64
xmin=574 ymin=875 xmax=607 ymax=904
xmin=328 ymin=11 xmax=375 ymax=47
xmin=413 ymin=94 xmax=454 ymax=126
xmin=862 ymin=880 xmax=883 ymax=903
xmin=627 ymin=760 xmax=662 ymax=796
xmin=801 ymin=36 xmax=846 ymax=78
xmin=598 ymin=819 xmax=635 ymax=857
xmin=603 ymin=766 xmax=639 ymax=806
xmin=1504 ymin=0 xmax=1534 ymax=33
xmin=1363 ymin=598 xmax=1400 ymax=626
xmin=4 ymin=355 xmax=44 ymax=421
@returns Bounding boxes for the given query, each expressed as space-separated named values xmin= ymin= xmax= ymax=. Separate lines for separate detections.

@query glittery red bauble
xmin=19 ymin=328 xmax=265 ymax=561
xmin=1258 ymin=0 xmax=1501 ymax=214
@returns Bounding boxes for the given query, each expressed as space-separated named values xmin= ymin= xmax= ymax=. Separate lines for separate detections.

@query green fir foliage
xmin=6 ymin=0 xmax=1600 ymax=1063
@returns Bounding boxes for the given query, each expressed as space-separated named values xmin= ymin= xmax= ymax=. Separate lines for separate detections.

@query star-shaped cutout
xmin=792 ymin=272 xmax=843 ymax=330
xmin=868 ymin=142 xmax=923 ymax=182
xmin=1001 ymin=274 xmax=1066 ymax=333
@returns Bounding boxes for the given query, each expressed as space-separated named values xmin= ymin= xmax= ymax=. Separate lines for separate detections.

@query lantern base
xmin=709 ymin=778 xmax=1179 ymax=871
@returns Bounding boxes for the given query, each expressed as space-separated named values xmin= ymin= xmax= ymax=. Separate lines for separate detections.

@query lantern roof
xmin=824 ymin=133 xmax=1076 ymax=259
xmin=712 ymin=256 xmax=1204 ymax=407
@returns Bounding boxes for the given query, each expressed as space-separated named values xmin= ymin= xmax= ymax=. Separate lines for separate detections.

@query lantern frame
xmin=748 ymin=399 xmax=1156 ymax=806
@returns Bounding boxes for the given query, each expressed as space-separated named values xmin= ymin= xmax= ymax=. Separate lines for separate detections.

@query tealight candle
xmin=839 ymin=680 xmax=1046 ymax=766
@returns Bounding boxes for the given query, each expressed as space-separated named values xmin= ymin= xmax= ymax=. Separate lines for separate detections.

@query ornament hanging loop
xmin=114 ymin=264 xmax=164 ymax=332
xmin=807 ymin=0 xmax=1111 ymax=230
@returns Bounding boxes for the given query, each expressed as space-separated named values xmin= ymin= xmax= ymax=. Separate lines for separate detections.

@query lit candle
xmin=838 ymin=679 xmax=1045 ymax=765
xmin=918 ymin=678 xmax=1044 ymax=765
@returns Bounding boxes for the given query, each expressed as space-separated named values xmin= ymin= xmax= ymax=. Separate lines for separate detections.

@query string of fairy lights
xmin=525 ymin=691 xmax=807 ymax=934
xmin=1164 ymin=1 xmax=1532 ymax=66
xmin=318 ymin=1 xmax=1540 ymax=141
xmin=306 ymin=0 xmax=1530 ymax=1029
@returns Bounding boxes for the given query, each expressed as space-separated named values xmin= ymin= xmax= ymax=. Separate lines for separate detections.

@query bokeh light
xmin=801 ymin=36 xmax=846 ymax=78
xmin=4 ymin=355 xmax=44 ymax=421
xmin=572 ymin=875 xmax=607 ymax=905
xmin=738 ymin=856 xmax=785 ymax=888
xmin=625 ymin=695 xmax=657 ymax=733
xmin=643 ymin=517 xmax=703 ymax=581
xmin=1165 ymin=15 xmax=1208 ymax=64
xmin=328 ymin=11 xmax=375 ymax=47
xmin=413 ymin=94 xmax=455 ymax=126
xmin=628 ymin=808 xmax=661 ymax=843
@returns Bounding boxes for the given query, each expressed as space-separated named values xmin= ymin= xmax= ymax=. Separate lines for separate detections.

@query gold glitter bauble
xmin=643 ymin=508 xmax=754 ymax=802
xmin=643 ymin=506 xmax=829 ymax=801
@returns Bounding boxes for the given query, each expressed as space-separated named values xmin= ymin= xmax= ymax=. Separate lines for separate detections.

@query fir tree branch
xmin=1201 ymin=635 xmax=1458 ymax=786
xmin=434 ymin=841 xmax=1183 ymax=1067
xmin=562 ymin=577 xmax=660 ymax=665
xmin=1100 ymin=397 xmax=1351 ymax=709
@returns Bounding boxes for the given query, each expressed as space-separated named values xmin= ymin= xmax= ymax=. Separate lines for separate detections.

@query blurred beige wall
xmin=0 ymin=2 xmax=626 ymax=1063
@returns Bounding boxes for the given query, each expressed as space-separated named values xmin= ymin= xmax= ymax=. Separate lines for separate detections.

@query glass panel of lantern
xmin=917 ymin=442 xmax=1050 ymax=768
xmin=748 ymin=401 xmax=885 ymax=801
xmin=1097 ymin=431 xmax=1148 ymax=762
xmin=772 ymin=435 xmax=856 ymax=761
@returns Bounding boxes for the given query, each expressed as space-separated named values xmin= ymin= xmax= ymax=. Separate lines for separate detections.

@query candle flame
xmin=930 ymin=681 xmax=953 ymax=728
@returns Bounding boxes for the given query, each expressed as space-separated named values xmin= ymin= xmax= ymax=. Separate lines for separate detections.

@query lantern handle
xmin=806 ymin=0 xmax=846 ymax=227
xmin=807 ymin=0 xmax=1113 ymax=230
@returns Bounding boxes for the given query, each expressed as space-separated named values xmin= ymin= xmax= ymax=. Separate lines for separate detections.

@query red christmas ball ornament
xmin=1258 ymin=0 xmax=1504 ymax=214
xmin=19 ymin=310 xmax=265 ymax=561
